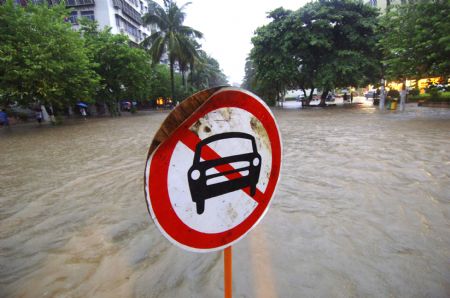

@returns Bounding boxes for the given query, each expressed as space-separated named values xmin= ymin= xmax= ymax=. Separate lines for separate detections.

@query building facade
xmin=366 ymin=0 xmax=403 ymax=11
xmin=65 ymin=0 xmax=153 ymax=44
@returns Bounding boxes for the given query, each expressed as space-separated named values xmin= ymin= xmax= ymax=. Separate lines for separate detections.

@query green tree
xmin=379 ymin=1 xmax=450 ymax=82
xmin=250 ymin=8 xmax=299 ymax=105
xmin=250 ymin=0 xmax=380 ymax=106
xmin=141 ymin=0 xmax=203 ymax=100
xmin=242 ymin=55 xmax=279 ymax=106
xmin=147 ymin=64 xmax=171 ymax=100
xmin=0 ymin=1 xmax=99 ymax=110
xmin=81 ymin=20 xmax=152 ymax=115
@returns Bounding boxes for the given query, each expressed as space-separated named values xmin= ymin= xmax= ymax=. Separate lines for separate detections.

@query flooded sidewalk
xmin=1 ymin=104 xmax=449 ymax=297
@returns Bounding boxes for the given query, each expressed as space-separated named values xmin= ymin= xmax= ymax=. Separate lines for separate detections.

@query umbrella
xmin=76 ymin=102 xmax=88 ymax=108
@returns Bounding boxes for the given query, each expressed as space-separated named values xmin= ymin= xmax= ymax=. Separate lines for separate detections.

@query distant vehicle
xmin=325 ymin=92 xmax=335 ymax=102
xmin=120 ymin=101 xmax=132 ymax=111
xmin=10 ymin=105 xmax=35 ymax=120
xmin=365 ymin=90 xmax=376 ymax=99
xmin=187 ymin=132 xmax=261 ymax=214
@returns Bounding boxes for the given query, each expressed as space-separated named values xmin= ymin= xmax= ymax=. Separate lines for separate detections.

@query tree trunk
xmin=319 ymin=89 xmax=328 ymax=107
xmin=277 ymin=85 xmax=283 ymax=107
xmin=183 ymin=70 xmax=188 ymax=92
xmin=41 ymin=105 xmax=50 ymax=122
xmin=49 ymin=104 xmax=56 ymax=124
xmin=306 ymin=87 xmax=314 ymax=106
xmin=189 ymin=63 xmax=194 ymax=86
xmin=181 ymin=70 xmax=186 ymax=87
xmin=300 ymin=87 xmax=307 ymax=108
xmin=301 ymin=87 xmax=307 ymax=99
xmin=169 ymin=59 xmax=175 ymax=100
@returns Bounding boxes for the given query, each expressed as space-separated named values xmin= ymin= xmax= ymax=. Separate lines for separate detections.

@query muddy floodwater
xmin=1 ymin=103 xmax=449 ymax=297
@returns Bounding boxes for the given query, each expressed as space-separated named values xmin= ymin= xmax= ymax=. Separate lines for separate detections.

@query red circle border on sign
xmin=146 ymin=89 xmax=282 ymax=252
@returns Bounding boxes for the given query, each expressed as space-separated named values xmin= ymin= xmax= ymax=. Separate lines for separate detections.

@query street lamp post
xmin=399 ymin=79 xmax=407 ymax=111
xmin=380 ymin=78 xmax=386 ymax=111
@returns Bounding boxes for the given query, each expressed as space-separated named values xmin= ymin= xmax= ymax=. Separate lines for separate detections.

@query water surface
xmin=1 ymin=104 xmax=449 ymax=297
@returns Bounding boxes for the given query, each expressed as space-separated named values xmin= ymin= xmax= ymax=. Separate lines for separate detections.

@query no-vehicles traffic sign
xmin=144 ymin=87 xmax=282 ymax=252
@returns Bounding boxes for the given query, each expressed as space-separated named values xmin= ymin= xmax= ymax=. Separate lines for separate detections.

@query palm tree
xmin=189 ymin=50 xmax=228 ymax=89
xmin=141 ymin=0 xmax=202 ymax=100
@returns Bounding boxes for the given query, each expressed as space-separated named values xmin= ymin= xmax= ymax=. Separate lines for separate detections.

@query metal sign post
xmin=224 ymin=246 xmax=232 ymax=298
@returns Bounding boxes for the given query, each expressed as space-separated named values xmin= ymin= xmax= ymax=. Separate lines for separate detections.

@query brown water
xmin=1 ymin=104 xmax=449 ymax=297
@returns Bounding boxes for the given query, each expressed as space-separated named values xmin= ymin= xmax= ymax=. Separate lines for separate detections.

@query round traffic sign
xmin=144 ymin=88 xmax=282 ymax=252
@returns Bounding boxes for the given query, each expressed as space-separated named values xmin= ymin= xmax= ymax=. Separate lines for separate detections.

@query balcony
xmin=122 ymin=1 xmax=143 ymax=25
xmin=112 ymin=0 xmax=122 ymax=8
xmin=65 ymin=0 xmax=95 ymax=7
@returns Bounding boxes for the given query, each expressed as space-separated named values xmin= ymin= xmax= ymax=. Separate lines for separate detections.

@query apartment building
xmin=65 ymin=0 xmax=153 ymax=45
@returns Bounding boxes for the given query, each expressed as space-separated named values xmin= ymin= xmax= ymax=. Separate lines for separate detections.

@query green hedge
xmin=409 ymin=92 xmax=450 ymax=103
xmin=409 ymin=93 xmax=430 ymax=102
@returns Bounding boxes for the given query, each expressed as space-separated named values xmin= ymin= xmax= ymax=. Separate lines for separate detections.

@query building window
xmin=124 ymin=19 xmax=138 ymax=38
xmin=68 ymin=11 xmax=78 ymax=24
xmin=369 ymin=0 xmax=377 ymax=6
xmin=81 ymin=10 xmax=95 ymax=21
xmin=116 ymin=15 xmax=139 ymax=39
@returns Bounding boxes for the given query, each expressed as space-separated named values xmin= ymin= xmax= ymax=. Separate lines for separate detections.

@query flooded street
xmin=1 ymin=104 xmax=449 ymax=297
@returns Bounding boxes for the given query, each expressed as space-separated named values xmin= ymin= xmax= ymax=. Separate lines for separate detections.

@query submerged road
xmin=1 ymin=103 xmax=449 ymax=297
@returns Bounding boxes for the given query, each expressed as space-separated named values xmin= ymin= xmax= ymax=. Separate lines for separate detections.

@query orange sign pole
xmin=224 ymin=246 xmax=232 ymax=298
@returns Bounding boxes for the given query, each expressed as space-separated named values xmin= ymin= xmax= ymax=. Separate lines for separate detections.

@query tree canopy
xmin=379 ymin=1 xmax=450 ymax=81
xmin=0 ymin=1 xmax=99 ymax=108
xmin=248 ymin=0 xmax=381 ymax=105
xmin=81 ymin=20 xmax=153 ymax=115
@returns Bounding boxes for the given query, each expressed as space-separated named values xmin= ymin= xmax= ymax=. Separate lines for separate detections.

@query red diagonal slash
xmin=179 ymin=128 xmax=265 ymax=204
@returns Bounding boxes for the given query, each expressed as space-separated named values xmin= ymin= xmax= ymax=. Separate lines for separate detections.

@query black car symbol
xmin=187 ymin=132 xmax=261 ymax=215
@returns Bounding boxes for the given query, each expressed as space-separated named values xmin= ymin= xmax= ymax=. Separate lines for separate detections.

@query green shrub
xmin=17 ymin=112 xmax=29 ymax=122
xmin=387 ymin=89 xmax=400 ymax=99
xmin=411 ymin=92 xmax=450 ymax=102
xmin=408 ymin=93 xmax=428 ymax=102
xmin=429 ymin=91 xmax=450 ymax=102
xmin=409 ymin=88 xmax=420 ymax=96
xmin=54 ymin=115 xmax=64 ymax=125
xmin=428 ymin=88 xmax=439 ymax=98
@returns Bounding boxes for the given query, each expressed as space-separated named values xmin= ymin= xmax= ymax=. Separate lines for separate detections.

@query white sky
xmin=181 ymin=0 xmax=309 ymax=85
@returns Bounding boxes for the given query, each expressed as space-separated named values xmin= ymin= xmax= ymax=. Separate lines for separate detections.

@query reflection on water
xmin=1 ymin=105 xmax=449 ymax=297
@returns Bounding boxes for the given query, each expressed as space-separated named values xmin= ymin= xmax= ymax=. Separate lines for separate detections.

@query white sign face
xmin=145 ymin=88 xmax=282 ymax=252
xmin=168 ymin=107 xmax=272 ymax=233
